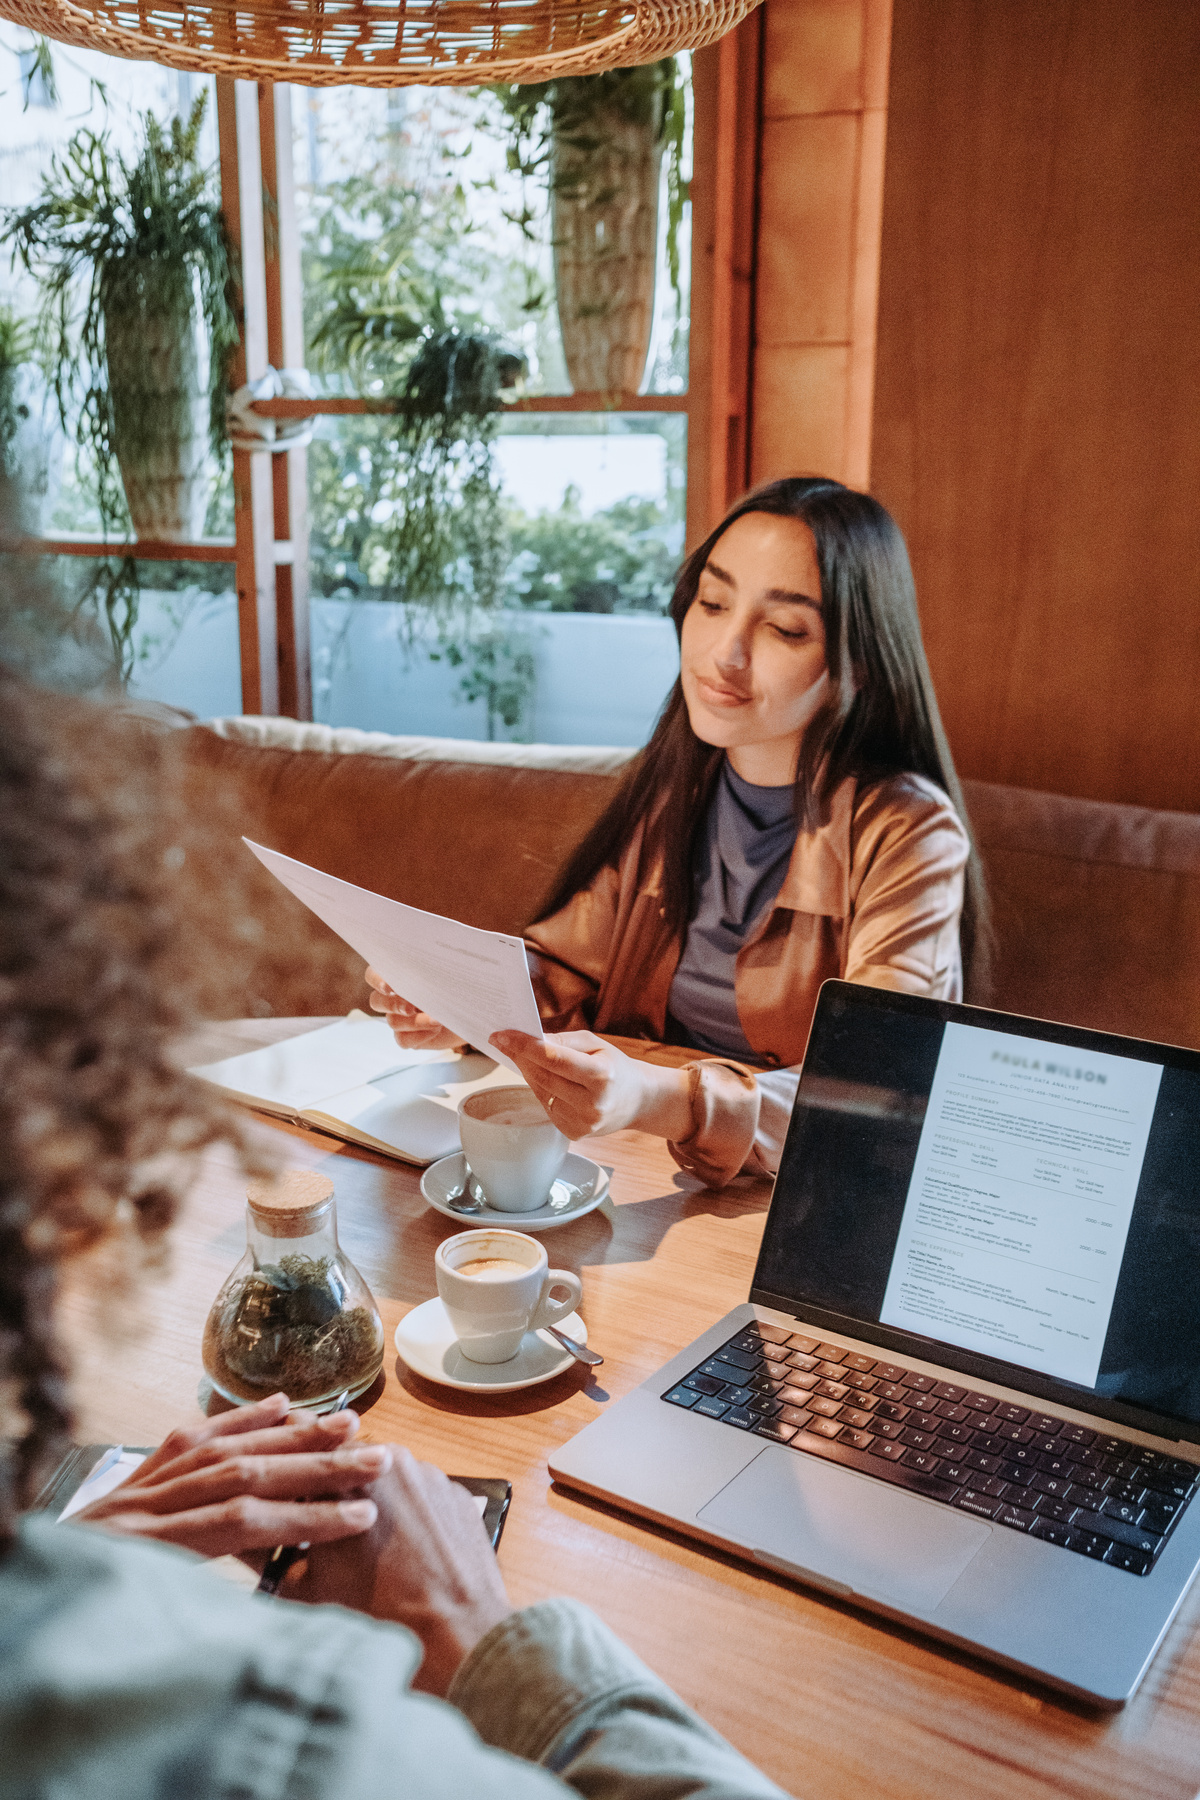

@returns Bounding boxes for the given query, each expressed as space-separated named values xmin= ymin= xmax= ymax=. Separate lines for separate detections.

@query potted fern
xmin=492 ymin=62 xmax=687 ymax=394
xmin=6 ymin=95 xmax=238 ymax=546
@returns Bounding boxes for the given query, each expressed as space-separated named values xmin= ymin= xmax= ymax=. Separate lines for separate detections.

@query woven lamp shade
xmin=0 ymin=0 xmax=760 ymax=87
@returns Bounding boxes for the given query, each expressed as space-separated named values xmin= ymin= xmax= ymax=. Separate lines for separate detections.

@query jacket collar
xmin=772 ymin=775 xmax=856 ymax=919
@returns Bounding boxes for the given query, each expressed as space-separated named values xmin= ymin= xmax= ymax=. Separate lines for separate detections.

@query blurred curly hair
xmin=0 ymin=667 xmax=262 ymax=1540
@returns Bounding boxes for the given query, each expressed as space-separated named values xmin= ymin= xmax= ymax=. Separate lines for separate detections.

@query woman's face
xmin=680 ymin=511 xmax=828 ymax=785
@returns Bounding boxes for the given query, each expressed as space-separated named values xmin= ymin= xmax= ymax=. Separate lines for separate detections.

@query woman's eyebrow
xmin=703 ymin=561 xmax=820 ymax=610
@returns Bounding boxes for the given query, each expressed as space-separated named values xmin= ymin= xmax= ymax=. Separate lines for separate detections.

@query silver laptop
xmin=549 ymin=981 xmax=1200 ymax=1707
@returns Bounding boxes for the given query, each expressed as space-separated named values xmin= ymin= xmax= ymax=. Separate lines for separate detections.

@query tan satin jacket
xmin=524 ymin=772 xmax=970 ymax=1188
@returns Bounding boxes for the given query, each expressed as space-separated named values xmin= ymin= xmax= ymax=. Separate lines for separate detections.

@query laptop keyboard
xmin=663 ymin=1321 xmax=1199 ymax=1576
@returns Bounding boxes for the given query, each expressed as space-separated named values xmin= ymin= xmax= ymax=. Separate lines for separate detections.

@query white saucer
xmin=394 ymin=1297 xmax=589 ymax=1392
xmin=420 ymin=1151 xmax=610 ymax=1230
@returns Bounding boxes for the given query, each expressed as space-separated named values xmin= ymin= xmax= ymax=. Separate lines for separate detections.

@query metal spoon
xmin=544 ymin=1325 xmax=603 ymax=1367
xmin=445 ymin=1171 xmax=487 ymax=1213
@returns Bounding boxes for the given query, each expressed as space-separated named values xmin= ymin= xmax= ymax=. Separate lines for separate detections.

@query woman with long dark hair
xmin=371 ymin=477 xmax=986 ymax=1186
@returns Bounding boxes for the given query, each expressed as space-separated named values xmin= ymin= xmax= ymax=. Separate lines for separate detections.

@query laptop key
xmin=873 ymin=1400 xmax=910 ymax=1420
xmin=937 ymin=1403 xmax=971 ymax=1423
xmin=701 ymin=1359 xmax=746 ymax=1382
xmin=778 ymin=1405 xmax=813 ymax=1428
xmin=744 ymin=1322 xmax=792 ymax=1345
xmin=715 ymin=1347 xmax=762 ymax=1371
xmin=1140 ymin=1497 xmax=1183 ymax=1534
xmin=694 ymin=1397 xmax=730 ymax=1420
xmin=954 ymin=1490 xmax=1002 ymax=1519
xmin=902 ymin=1450 xmax=942 ymax=1475
xmin=1101 ymin=1496 xmax=1144 ymax=1527
xmin=939 ymin=1461 xmax=972 ymax=1485
xmin=964 ymin=1393 xmax=997 ymax=1413
xmin=842 ymin=1352 xmax=877 ymax=1373
xmin=932 ymin=1382 xmax=966 ymax=1401
xmin=841 ymin=1369 xmax=877 ymax=1391
xmin=996 ymin=1504 xmax=1037 ymax=1531
xmin=1068 ymin=1529 xmax=1112 ymax=1559
xmin=787 ymin=1352 xmax=819 ymax=1372
xmin=901 ymin=1428 xmax=938 ymax=1451
xmin=663 ymin=1385 xmax=700 ymax=1408
xmin=786 ymin=1333 xmax=820 ymax=1353
xmin=723 ymin=1407 xmax=757 ymax=1430
xmin=1030 ymin=1520 xmax=1072 ymax=1547
xmin=872 ymin=1363 xmax=907 ymax=1383
xmin=683 ymin=1374 xmax=728 ymax=1396
xmin=808 ymin=1396 xmax=842 ymax=1418
xmin=874 ymin=1382 xmax=908 ymax=1402
xmin=749 ymin=1395 xmax=781 ymax=1417
xmin=903 ymin=1372 xmax=936 ymax=1392
xmin=965 ymin=1450 xmax=1002 ymax=1476
xmin=1033 ymin=1496 xmax=1074 ymax=1523
xmin=937 ymin=1422 xmax=973 ymax=1445
xmin=814 ymin=1343 xmax=848 ymax=1363
xmin=777 ymin=1381 xmax=818 ymax=1404
xmin=1070 ymin=1507 xmax=1160 ymax=1553
xmin=978 ymin=1475 xmax=1010 ymax=1498
xmin=1105 ymin=1544 xmax=1153 ymax=1575
xmin=1031 ymin=1473 xmax=1072 ymax=1500
xmin=872 ymin=1419 xmax=905 ymax=1440
xmin=872 ymin=1440 xmax=908 ymax=1462
xmin=997 ymin=1423 xmax=1035 ymax=1444
xmin=815 ymin=1379 xmax=851 ymax=1401
xmin=995 ymin=1403 xmax=1030 ymax=1424
xmin=720 ymin=1386 xmax=755 ymax=1407
xmin=807 ymin=1418 xmax=845 ymax=1439
xmin=839 ymin=1407 xmax=874 ymax=1430
xmin=754 ymin=1419 xmax=797 ymax=1444
xmin=816 ymin=1361 xmax=851 ymax=1381
xmin=1058 ymin=1423 xmax=1095 ymax=1446
xmin=843 ymin=1429 xmax=875 ymax=1450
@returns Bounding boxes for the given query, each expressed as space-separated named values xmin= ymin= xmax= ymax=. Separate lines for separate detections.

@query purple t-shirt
xmin=665 ymin=758 xmax=796 ymax=1060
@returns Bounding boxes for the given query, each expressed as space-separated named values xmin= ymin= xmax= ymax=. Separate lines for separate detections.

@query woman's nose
xmin=715 ymin=629 xmax=751 ymax=672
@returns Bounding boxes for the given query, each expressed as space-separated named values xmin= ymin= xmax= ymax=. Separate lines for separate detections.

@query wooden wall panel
xmin=751 ymin=0 xmax=891 ymax=487
xmin=871 ymin=0 xmax=1200 ymax=811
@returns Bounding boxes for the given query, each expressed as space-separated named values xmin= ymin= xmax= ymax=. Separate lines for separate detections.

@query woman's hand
xmin=365 ymin=966 xmax=464 ymax=1053
xmin=70 ymin=1393 xmax=389 ymax=1560
xmin=489 ymin=1029 xmax=693 ymax=1143
xmin=292 ymin=1447 xmax=512 ymax=1697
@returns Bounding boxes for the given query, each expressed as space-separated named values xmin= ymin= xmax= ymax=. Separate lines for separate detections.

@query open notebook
xmin=189 ymin=1012 xmax=521 ymax=1166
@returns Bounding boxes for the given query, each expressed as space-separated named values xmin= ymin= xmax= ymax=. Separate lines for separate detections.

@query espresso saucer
xmin=420 ymin=1152 xmax=610 ymax=1230
xmin=394 ymin=1298 xmax=588 ymax=1393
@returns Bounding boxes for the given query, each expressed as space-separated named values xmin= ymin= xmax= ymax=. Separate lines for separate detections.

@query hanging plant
xmin=490 ymin=61 xmax=687 ymax=393
xmin=4 ymin=94 xmax=239 ymax=676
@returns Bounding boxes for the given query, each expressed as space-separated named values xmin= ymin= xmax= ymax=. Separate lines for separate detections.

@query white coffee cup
xmin=434 ymin=1228 xmax=583 ymax=1363
xmin=457 ymin=1085 xmax=569 ymax=1212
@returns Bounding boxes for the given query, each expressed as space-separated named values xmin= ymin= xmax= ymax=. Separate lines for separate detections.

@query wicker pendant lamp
xmin=0 ymin=0 xmax=759 ymax=86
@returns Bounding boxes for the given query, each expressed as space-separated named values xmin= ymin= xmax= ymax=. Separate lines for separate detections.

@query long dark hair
xmin=532 ymin=477 xmax=990 ymax=993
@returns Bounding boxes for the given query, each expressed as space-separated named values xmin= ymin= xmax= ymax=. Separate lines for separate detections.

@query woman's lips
xmin=695 ymin=675 xmax=752 ymax=708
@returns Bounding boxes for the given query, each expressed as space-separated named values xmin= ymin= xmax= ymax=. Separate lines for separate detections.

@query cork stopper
xmin=246 ymin=1170 xmax=335 ymax=1238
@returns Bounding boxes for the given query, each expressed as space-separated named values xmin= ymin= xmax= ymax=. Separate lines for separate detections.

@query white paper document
xmin=244 ymin=840 xmax=543 ymax=1071
xmin=879 ymin=1024 xmax=1164 ymax=1387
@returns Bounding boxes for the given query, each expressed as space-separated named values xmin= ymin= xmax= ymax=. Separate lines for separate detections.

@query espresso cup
xmin=434 ymin=1228 xmax=582 ymax=1363
xmin=457 ymin=1085 xmax=569 ymax=1212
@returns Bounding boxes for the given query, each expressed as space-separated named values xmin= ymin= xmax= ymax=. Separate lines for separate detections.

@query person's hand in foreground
xmin=292 ymin=1446 xmax=512 ymax=1697
xmin=71 ymin=1393 xmax=389 ymax=1560
xmin=490 ymin=1029 xmax=693 ymax=1144
xmin=366 ymin=966 xmax=465 ymax=1052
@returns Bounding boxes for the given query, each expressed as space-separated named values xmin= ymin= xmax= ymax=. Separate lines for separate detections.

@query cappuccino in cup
xmin=457 ymin=1085 xmax=568 ymax=1212
xmin=435 ymin=1228 xmax=582 ymax=1363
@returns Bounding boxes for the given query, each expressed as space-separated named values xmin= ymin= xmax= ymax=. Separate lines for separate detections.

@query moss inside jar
xmin=203 ymin=1170 xmax=384 ymax=1410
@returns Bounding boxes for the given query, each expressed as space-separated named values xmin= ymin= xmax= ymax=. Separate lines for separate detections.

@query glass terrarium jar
xmin=203 ymin=1170 xmax=384 ymax=1411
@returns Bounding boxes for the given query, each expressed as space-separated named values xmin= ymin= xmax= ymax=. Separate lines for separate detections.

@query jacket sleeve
xmin=843 ymin=780 xmax=969 ymax=996
xmin=450 ymin=1598 xmax=790 ymax=1800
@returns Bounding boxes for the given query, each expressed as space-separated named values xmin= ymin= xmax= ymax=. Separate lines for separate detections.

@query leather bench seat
xmin=179 ymin=717 xmax=1200 ymax=1051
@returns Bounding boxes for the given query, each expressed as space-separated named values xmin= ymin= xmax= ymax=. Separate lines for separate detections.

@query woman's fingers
xmin=124 ymin=1446 xmax=393 ymax=1514
xmin=102 ymin=1495 xmax=380 ymax=1559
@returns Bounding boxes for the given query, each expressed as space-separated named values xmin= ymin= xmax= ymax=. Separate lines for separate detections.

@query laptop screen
xmin=753 ymin=982 xmax=1200 ymax=1444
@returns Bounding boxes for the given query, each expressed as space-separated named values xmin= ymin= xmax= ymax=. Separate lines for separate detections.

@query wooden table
xmin=60 ymin=1019 xmax=1200 ymax=1800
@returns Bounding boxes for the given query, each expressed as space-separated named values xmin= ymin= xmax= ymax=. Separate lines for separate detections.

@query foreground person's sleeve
xmin=451 ymin=1598 xmax=790 ymax=1800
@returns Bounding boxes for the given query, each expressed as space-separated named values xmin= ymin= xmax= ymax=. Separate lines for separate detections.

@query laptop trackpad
xmin=697 ymin=1446 xmax=990 ymax=1613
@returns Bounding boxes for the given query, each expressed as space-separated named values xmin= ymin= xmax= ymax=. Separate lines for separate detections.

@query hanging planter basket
xmin=106 ymin=294 xmax=209 ymax=541
xmin=552 ymin=100 xmax=661 ymax=393
xmin=0 ymin=0 xmax=761 ymax=86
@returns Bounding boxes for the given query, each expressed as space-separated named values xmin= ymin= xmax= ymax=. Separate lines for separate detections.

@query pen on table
xmin=256 ymin=1390 xmax=350 ymax=1597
